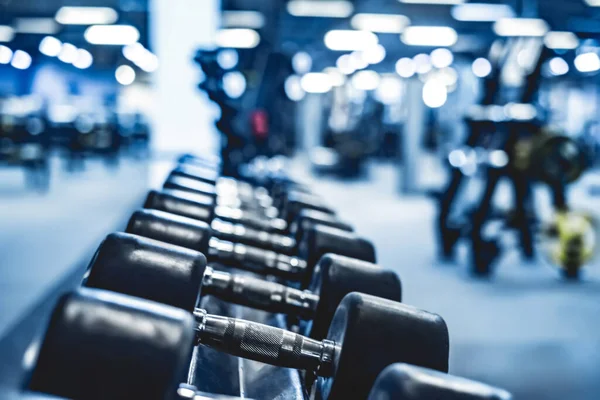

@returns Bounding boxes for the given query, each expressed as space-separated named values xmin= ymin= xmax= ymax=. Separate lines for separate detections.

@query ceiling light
xmin=548 ymin=57 xmax=569 ymax=76
xmin=336 ymin=54 xmax=355 ymax=75
xmin=217 ymin=49 xmax=239 ymax=69
xmin=350 ymin=13 xmax=410 ymax=33
xmin=401 ymin=26 xmax=458 ymax=47
xmin=493 ymin=18 xmax=549 ymax=37
xmin=574 ymin=52 xmax=600 ymax=73
xmin=284 ymin=75 xmax=306 ymax=101
xmin=292 ymin=51 xmax=312 ymax=74
xmin=375 ymin=75 xmax=403 ymax=104
xmin=544 ymin=31 xmax=579 ymax=50
xmin=0 ymin=26 xmax=15 ymax=42
xmin=215 ymin=29 xmax=260 ymax=49
xmin=472 ymin=57 xmax=492 ymax=77
xmin=221 ymin=10 xmax=265 ymax=29
xmin=73 ymin=49 xmax=93 ymax=69
xmin=323 ymin=67 xmax=346 ymax=86
xmin=324 ymin=30 xmax=378 ymax=51
xmin=431 ymin=48 xmax=453 ymax=68
xmin=116 ymin=65 xmax=136 ymax=85
xmin=422 ymin=79 xmax=448 ymax=108
xmin=396 ymin=58 xmax=416 ymax=78
xmin=223 ymin=71 xmax=247 ymax=98
xmin=39 ymin=36 xmax=62 ymax=57
xmin=414 ymin=54 xmax=432 ymax=74
xmin=351 ymin=70 xmax=380 ymax=91
xmin=400 ymin=0 xmax=464 ymax=4
xmin=301 ymin=73 xmax=332 ymax=93
xmin=58 ymin=43 xmax=78 ymax=64
xmin=584 ymin=0 xmax=600 ymax=6
xmin=451 ymin=3 xmax=514 ymax=21
xmin=55 ymin=7 xmax=118 ymax=25
xmin=361 ymin=44 xmax=386 ymax=64
xmin=349 ymin=51 xmax=369 ymax=70
xmin=85 ymin=25 xmax=140 ymax=45
xmin=11 ymin=50 xmax=32 ymax=70
xmin=0 ymin=45 xmax=13 ymax=64
xmin=287 ymin=1 xmax=353 ymax=18
xmin=14 ymin=18 xmax=59 ymax=34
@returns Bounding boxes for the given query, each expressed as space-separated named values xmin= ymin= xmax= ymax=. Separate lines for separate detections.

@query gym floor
xmin=1 ymin=156 xmax=599 ymax=399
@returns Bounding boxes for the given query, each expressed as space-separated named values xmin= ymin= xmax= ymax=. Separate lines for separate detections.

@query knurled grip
xmin=195 ymin=312 xmax=328 ymax=373
xmin=203 ymin=271 xmax=318 ymax=319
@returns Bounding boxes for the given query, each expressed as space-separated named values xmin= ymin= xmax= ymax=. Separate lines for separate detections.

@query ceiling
xmin=0 ymin=0 xmax=598 ymax=70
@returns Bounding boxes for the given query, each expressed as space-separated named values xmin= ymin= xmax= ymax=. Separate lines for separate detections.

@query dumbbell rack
xmin=0 ymin=160 xmax=309 ymax=399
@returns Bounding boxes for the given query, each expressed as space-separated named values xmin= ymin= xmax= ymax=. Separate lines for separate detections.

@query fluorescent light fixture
xmin=58 ymin=43 xmax=78 ymax=64
xmin=0 ymin=45 xmax=13 ymax=64
xmin=215 ymin=29 xmax=260 ymax=49
xmin=324 ymin=30 xmax=378 ymax=51
xmin=292 ymin=51 xmax=312 ymax=74
xmin=414 ymin=54 xmax=432 ymax=74
xmin=55 ymin=7 xmax=118 ymax=25
xmin=0 ymin=26 xmax=15 ymax=42
xmin=493 ymin=18 xmax=549 ymax=37
xmin=472 ymin=57 xmax=492 ymax=77
xmin=401 ymin=27 xmax=458 ymax=47
xmin=396 ymin=58 xmax=416 ymax=78
xmin=350 ymin=13 xmax=410 ymax=33
xmin=323 ymin=67 xmax=346 ymax=86
xmin=400 ymin=0 xmax=464 ymax=4
xmin=284 ymin=75 xmax=306 ymax=101
xmin=574 ymin=52 xmax=600 ymax=73
xmin=14 ymin=18 xmax=59 ymax=34
xmin=361 ymin=44 xmax=386 ymax=64
xmin=85 ymin=25 xmax=140 ymax=45
xmin=336 ymin=54 xmax=355 ymax=75
xmin=123 ymin=43 xmax=145 ymax=61
xmin=287 ymin=0 xmax=353 ymax=18
xmin=431 ymin=48 xmax=453 ymax=68
xmin=73 ymin=49 xmax=93 ymax=69
xmin=351 ymin=70 xmax=380 ymax=91
xmin=422 ymin=79 xmax=447 ymax=108
xmin=301 ymin=72 xmax=332 ymax=93
xmin=544 ymin=31 xmax=579 ymax=50
xmin=11 ymin=50 xmax=31 ymax=70
xmin=217 ymin=49 xmax=239 ymax=69
xmin=222 ymin=11 xmax=265 ymax=29
xmin=451 ymin=3 xmax=514 ymax=22
xmin=39 ymin=36 xmax=62 ymax=57
xmin=116 ymin=65 xmax=136 ymax=85
xmin=548 ymin=57 xmax=569 ymax=76
xmin=585 ymin=0 xmax=600 ymax=6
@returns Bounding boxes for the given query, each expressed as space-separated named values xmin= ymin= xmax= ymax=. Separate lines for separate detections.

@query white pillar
xmin=149 ymin=0 xmax=221 ymax=155
xmin=401 ymin=78 xmax=426 ymax=194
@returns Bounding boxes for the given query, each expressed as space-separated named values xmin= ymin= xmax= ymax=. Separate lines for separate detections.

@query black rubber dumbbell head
xmin=27 ymin=288 xmax=195 ymax=400
xmin=144 ymin=189 xmax=215 ymax=223
xmin=85 ymin=232 xmax=206 ymax=312
xmin=317 ymin=293 xmax=449 ymax=400
xmin=126 ymin=209 xmax=212 ymax=255
xmin=300 ymin=224 xmax=376 ymax=287
xmin=368 ymin=363 xmax=512 ymax=400
xmin=292 ymin=209 xmax=353 ymax=244
xmin=307 ymin=254 xmax=402 ymax=340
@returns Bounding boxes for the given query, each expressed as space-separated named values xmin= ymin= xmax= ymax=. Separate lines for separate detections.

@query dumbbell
xmin=145 ymin=189 xmax=353 ymax=254
xmin=126 ymin=209 xmax=374 ymax=288
xmin=368 ymin=363 xmax=512 ymax=400
xmin=164 ymin=168 xmax=337 ymax=228
xmin=28 ymin=288 xmax=448 ymax=400
xmin=87 ymin=232 xmax=400 ymax=340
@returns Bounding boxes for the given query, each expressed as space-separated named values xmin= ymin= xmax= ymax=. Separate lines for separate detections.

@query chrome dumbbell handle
xmin=208 ymin=237 xmax=306 ymax=280
xmin=193 ymin=309 xmax=335 ymax=376
xmin=210 ymin=218 xmax=296 ymax=254
xmin=202 ymin=268 xmax=319 ymax=319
